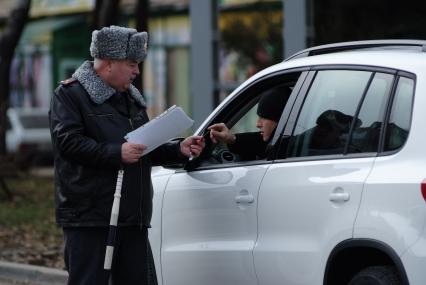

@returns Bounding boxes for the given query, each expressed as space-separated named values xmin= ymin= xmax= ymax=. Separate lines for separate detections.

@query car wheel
xmin=348 ymin=266 xmax=402 ymax=285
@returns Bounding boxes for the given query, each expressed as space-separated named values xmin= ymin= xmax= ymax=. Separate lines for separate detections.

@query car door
xmin=159 ymin=71 xmax=305 ymax=285
xmin=254 ymin=69 xmax=396 ymax=285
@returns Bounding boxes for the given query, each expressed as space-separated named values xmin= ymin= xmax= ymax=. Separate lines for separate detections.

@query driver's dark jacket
xmin=228 ymin=132 xmax=270 ymax=160
xmin=50 ymin=80 xmax=184 ymax=228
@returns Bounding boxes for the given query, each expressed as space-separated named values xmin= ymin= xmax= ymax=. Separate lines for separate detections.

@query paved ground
xmin=0 ymin=278 xmax=34 ymax=285
xmin=0 ymin=167 xmax=64 ymax=285
xmin=0 ymin=261 xmax=67 ymax=285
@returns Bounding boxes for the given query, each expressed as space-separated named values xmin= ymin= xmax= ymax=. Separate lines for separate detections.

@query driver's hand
xmin=122 ymin=142 xmax=146 ymax=164
xmin=180 ymin=136 xmax=205 ymax=158
xmin=207 ymin=123 xmax=236 ymax=144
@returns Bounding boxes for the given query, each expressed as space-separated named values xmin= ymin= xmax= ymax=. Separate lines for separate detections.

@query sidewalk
xmin=0 ymin=261 xmax=67 ymax=285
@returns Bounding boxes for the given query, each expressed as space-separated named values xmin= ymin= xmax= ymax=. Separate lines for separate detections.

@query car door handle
xmin=329 ymin=192 xmax=350 ymax=202
xmin=235 ymin=190 xmax=254 ymax=204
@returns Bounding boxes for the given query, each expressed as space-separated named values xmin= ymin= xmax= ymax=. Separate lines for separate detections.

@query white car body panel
xmin=351 ymin=78 xmax=426 ymax=284
xmin=254 ymin=157 xmax=375 ymax=285
xmin=354 ymin=153 xmax=426 ymax=255
xmin=150 ymin=167 xmax=176 ymax=285
xmin=150 ymin=46 xmax=426 ymax=285
xmin=160 ymin=165 xmax=269 ymax=285
xmin=401 ymin=226 xmax=426 ymax=285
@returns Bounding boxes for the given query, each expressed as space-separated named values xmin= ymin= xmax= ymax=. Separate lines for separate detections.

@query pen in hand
xmin=189 ymin=152 xmax=195 ymax=161
xmin=186 ymin=136 xmax=205 ymax=161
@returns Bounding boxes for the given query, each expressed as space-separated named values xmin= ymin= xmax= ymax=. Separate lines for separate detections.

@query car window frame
xmin=181 ymin=67 xmax=309 ymax=172
xmin=379 ymin=71 xmax=416 ymax=155
xmin=272 ymin=64 xmax=416 ymax=164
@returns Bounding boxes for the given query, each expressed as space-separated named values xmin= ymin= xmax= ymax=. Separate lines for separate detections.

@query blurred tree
xmin=0 ymin=0 xmax=31 ymax=156
xmin=91 ymin=0 xmax=103 ymax=31
xmin=220 ymin=5 xmax=283 ymax=80
xmin=92 ymin=0 xmax=121 ymax=31
xmin=134 ymin=0 xmax=149 ymax=92
xmin=314 ymin=0 xmax=426 ymax=45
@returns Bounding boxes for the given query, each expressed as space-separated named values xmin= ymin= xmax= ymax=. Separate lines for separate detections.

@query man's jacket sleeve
xmin=49 ymin=87 xmax=122 ymax=169
xmin=150 ymin=138 xmax=187 ymax=166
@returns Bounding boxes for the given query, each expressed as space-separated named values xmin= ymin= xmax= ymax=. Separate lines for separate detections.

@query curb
xmin=0 ymin=261 xmax=67 ymax=285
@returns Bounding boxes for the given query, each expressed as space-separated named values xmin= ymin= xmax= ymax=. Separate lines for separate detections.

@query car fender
xmin=150 ymin=166 xmax=176 ymax=285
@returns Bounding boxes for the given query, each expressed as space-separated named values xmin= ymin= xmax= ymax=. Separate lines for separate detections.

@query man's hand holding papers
xmin=121 ymin=143 xmax=147 ymax=164
xmin=124 ymin=105 xmax=205 ymax=162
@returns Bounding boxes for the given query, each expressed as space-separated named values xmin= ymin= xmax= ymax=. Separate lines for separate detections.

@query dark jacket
xmin=228 ymin=132 xmax=269 ymax=160
xmin=49 ymin=61 xmax=184 ymax=228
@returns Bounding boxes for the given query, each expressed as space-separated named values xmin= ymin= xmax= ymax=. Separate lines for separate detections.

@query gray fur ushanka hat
xmin=90 ymin=25 xmax=148 ymax=62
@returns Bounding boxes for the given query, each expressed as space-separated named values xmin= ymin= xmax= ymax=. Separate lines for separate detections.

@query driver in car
xmin=208 ymin=85 xmax=291 ymax=160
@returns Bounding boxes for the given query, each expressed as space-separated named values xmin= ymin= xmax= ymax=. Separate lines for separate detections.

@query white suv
xmin=149 ymin=40 xmax=426 ymax=285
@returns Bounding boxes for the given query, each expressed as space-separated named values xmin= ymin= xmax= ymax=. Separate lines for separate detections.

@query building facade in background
xmin=2 ymin=0 xmax=283 ymax=121
xmin=2 ymin=0 xmax=426 ymax=121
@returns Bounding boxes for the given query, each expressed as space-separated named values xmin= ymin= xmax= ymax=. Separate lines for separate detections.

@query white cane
xmin=104 ymin=169 xmax=124 ymax=270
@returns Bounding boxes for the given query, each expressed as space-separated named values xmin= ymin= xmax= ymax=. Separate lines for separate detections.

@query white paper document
xmin=125 ymin=105 xmax=194 ymax=156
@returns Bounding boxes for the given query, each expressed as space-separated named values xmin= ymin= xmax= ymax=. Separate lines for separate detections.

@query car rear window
xmin=383 ymin=76 xmax=414 ymax=151
xmin=347 ymin=73 xmax=393 ymax=153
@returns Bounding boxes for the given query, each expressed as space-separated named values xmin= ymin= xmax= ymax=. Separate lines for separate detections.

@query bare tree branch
xmin=134 ymin=0 xmax=149 ymax=93
xmin=0 ymin=0 xmax=31 ymax=155
xmin=92 ymin=0 xmax=121 ymax=31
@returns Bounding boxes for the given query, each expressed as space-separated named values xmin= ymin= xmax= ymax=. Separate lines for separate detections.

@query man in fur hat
xmin=49 ymin=26 xmax=204 ymax=285
xmin=208 ymin=85 xmax=291 ymax=160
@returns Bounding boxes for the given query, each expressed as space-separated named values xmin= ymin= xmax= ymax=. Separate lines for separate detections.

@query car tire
xmin=348 ymin=266 xmax=402 ymax=285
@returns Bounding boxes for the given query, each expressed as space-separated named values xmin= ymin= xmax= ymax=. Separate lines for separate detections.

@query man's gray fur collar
xmin=72 ymin=61 xmax=146 ymax=107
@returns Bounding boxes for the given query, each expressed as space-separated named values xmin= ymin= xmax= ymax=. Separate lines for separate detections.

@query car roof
xmin=228 ymin=48 xmax=423 ymax=97
xmin=278 ymin=40 xmax=426 ymax=73
xmin=249 ymin=40 xmax=426 ymax=85
xmin=278 ymin=49 xmax=426 ymax=72
xmin=284 ymin=39 xmax=426 ymax=61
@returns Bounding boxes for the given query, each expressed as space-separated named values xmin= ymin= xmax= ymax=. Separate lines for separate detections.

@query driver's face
xmin=256 ymin=117 xmax=278 ymax=141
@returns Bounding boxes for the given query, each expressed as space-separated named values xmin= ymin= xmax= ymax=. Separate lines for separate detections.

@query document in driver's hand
xmin=125 ymin=105 xmax=194 ymax=156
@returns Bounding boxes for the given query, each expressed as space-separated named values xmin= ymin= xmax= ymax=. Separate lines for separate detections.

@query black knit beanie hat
xmin=257 ymin=85 xmax=292 ymax=122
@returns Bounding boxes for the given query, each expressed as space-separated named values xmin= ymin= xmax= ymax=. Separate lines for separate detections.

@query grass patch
xmin=0 ymin=176 xmax=59 ymax=232
xmin=0 ymin=175 xmax=64 ymax=268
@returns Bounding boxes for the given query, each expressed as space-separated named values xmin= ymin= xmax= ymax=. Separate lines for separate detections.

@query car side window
xmin=383 ymin=76 xmax=414 ymax=151
xmin=198 ymin=101 xmax=262 ymax=166
xmin=230 ymin=104 xmax=259 ymax=134
xmin=287 ymin=70 xmax=372 ymax=157
xmin=347 ymin=73 xmax=393 ymax=153
xmin=193 ymin=76 xmax=300 ymax=167
xmin=206 ymin=88 xmax=289 ymax=164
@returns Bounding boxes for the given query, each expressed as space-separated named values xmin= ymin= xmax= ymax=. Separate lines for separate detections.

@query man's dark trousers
xmin=63 ymin=226 xmax=149 ymax=285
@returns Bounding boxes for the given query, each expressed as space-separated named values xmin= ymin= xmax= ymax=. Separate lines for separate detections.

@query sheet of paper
xmin=125 ymin=105 xmax=194 ymax=156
